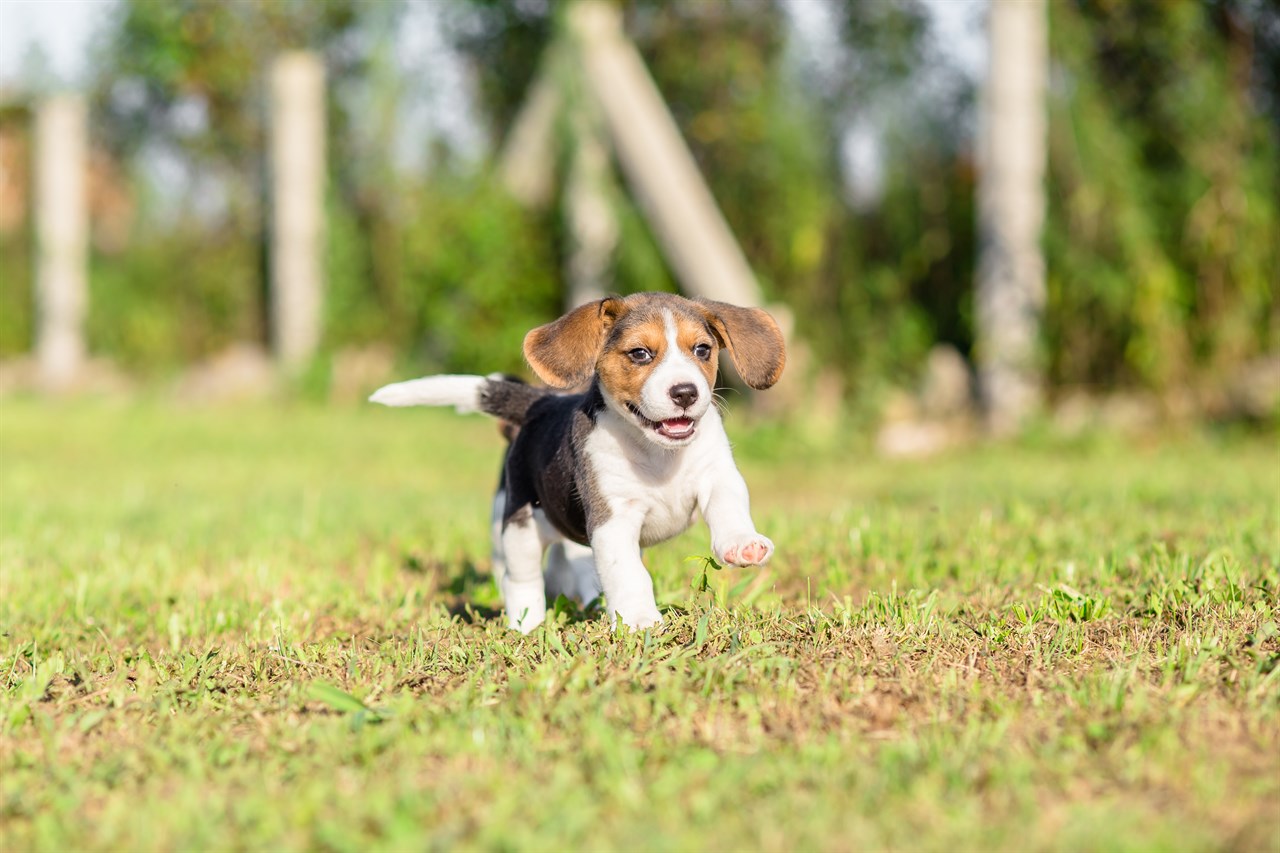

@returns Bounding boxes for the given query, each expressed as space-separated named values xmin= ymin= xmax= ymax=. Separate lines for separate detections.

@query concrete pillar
xmin=34 ymin=94 xmax=89 ymax=391
xmin=269 ymin=52 xmax=326 ymax=369
xmin=976 ymin=0 xmax=1048 ymax=435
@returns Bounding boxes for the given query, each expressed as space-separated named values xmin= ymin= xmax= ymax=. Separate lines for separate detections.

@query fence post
xmin=976 ymin=0 xmax=1048 ymax=435
xmin=269 ymin=52 xmax=326 ymax=370
xmin=34 ymin=94 xmax=89 ymax=391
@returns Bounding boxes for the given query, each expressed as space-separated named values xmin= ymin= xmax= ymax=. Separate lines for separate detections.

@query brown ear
xmin=695 ymin=299 xmax=786 ymax=390
xmin=523 ymin=297 xmax=626 ymax=388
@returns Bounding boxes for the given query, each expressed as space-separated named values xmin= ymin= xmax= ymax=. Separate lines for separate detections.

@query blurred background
xmin=0 ymin=0 xmax=1276 ymax=450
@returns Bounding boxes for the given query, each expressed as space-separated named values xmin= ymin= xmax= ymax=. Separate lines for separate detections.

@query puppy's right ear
xmin=523 ymin=297 xmax=626 ymax=389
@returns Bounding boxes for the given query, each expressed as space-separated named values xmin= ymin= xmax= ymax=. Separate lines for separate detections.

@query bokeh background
xmin=0 ymin=0 xmax=1276 ymax=444
xmin=2 ymin=6 xmax=1278 ymax=849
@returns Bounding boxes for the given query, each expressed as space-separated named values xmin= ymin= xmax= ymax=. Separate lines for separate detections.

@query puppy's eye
xmin=693 ymin=343 xmax=713 ymax=361
xmin=628 ymin=348 xmax=653 ymax=365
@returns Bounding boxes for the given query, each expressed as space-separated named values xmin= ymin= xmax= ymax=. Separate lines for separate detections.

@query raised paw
xmin=714 ymin=533 xmax=774 ymax=567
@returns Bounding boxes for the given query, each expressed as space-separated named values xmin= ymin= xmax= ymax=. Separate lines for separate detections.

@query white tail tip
xmin=368 ymin=375 xmax=485 ymax=412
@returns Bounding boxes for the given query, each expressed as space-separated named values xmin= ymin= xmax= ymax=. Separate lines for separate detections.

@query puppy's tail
xmin=368 ymin=373 xmax=548 ymax=426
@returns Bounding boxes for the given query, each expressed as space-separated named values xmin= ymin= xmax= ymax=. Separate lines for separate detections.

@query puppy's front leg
xmin=700 ymin=464 xmax=773 ymax=568
xmin=590 ymin=515 xmax=662 ymax=630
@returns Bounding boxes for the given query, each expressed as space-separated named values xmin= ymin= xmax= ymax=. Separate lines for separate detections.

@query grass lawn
xmin=2 ymin=399 xmax=1277 ymax=851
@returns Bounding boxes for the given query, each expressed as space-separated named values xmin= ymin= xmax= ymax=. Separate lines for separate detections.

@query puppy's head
xmin=524 ymin=293 xmax=786 ymax=447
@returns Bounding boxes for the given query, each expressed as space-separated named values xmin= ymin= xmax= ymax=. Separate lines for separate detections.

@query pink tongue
xmin=660 ymin=418 xmax=693 ymax=435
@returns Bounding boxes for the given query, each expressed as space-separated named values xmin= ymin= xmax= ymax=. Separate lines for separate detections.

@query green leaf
xmin=308 ymin=682 xmax=373 ymax=716
xmin=78 ymin=710 xmax=108 ymax=734
xmin=694 ymin=612 xmax=710 ymax=651
xmin=20 ymin=653 xmax=65 ymax=704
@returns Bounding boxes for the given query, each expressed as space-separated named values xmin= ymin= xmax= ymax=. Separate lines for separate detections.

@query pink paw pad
xmin=717 ymin=537 xmax=772 ymax=566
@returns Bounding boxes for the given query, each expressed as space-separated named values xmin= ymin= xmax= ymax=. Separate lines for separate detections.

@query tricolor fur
xmin=371 ymin=292 xmax=786 ymax=632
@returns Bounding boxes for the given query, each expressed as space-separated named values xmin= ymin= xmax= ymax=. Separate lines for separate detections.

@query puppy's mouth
xmin=656 ymin=417 xmax=695 ymax=440
xmin=626 ymin=403 xmax=697 ymax=442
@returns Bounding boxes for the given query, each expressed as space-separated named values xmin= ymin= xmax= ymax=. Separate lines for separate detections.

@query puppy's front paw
xmin=714 ymin=533 xmax=774 ymax=567
xmin=616 ymin=609 xmax=663 ymax=631
xmin=610 ymin=598 xmax=663 ymax=631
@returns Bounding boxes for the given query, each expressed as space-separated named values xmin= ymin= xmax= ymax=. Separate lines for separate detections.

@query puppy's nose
xmin=669 ymin=383 xmax=698 ymax=409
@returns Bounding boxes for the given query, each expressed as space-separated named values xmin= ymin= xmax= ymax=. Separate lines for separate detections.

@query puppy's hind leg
xmin=543 ymin=541 xmax=574 ymax=603
xmin=500 ymin=506 xmax=549 ymax=633
xmin=490 ymin=490 xmax=508 ymax=591
xmin=544 ymin=540 xmax=603 ymax=607
xmin=564 ymin=540 xmax=603 ymax=606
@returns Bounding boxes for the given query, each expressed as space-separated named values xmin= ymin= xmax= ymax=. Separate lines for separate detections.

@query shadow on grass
xmin=401 ymin=552 xmax=503 ymax=623
xmin=446 ymin=595 xmax=606 ymax=627
xmin=445 ymin=601 xmax=505 ymax=624
xmin=406 ymin=553 xmax=604 ymax=627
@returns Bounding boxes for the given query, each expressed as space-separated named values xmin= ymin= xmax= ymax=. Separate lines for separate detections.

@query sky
xmin=0 ymin=0 xmax=114 ymax=90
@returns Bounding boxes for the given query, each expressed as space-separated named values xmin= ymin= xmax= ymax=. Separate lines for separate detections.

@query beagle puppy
xmin=370 ymin=292 xmax=785 ymax=632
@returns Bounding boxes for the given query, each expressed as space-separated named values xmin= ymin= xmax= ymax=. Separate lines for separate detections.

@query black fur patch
xmin=479 ymin=377 xmax=550 ymax=426
xmin=501 ymin=382 xmax=609 ymax=546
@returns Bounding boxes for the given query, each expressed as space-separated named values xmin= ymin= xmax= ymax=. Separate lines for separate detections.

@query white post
xmin=270 ymin=52 xmax=326 ymax=369
xmin=34 ymin=94 xmax=89 ymax=391
xmin=976 ymin=0 xmax=1048 ymax=435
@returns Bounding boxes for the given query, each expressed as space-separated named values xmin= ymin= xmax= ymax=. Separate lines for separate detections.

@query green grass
xmin=2 ymin=400 xmax=1277 ymax=851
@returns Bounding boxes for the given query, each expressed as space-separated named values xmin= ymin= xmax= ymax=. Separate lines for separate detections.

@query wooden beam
xmin=569 ymin=2 xmax=762 ymax=309
xmin=563 ymin=100 xmax=619 ymax=309
xmin=499 ymin=68 xmax=561 ymax=209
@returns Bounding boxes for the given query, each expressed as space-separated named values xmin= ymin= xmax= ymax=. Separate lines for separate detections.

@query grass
xmin=1 ymin=399 xmax=1277 ymax=852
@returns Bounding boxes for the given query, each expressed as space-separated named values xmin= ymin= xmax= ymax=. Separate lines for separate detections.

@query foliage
xmin=87 ymin=227 xmax=261 ymax=373
xmin=0 ymin=234 xmax=32 ymax=357
xmin=5 ymin=0 xmax=1275 ymax=404
xmin=88 ymin=0 xmax=407 ymax=363
xmin=448 ymin=0 xmax=964 ymax=396
xmin=1 ymin=402 xmax=1277 ymax=849
xmin=399 ymin=175 xmax=562 ymax=375
xmin=95 ymin=0 xmax=375 ymax=181
xmin=1045 ymin=0 xmax=1279 ymax=390
xmin=0 ymin=104 xmax=33 ymax=357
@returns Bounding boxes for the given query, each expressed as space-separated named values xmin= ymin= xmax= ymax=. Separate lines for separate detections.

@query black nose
xmin=669 ymin=383 xmax=698 ymax=409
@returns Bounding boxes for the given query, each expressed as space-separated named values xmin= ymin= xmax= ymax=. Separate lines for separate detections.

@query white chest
xmin=584 ymin=413 xmax=723 ymax=547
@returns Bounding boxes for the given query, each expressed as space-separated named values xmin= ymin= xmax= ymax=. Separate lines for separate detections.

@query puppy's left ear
xmin=524 ymin=297 xmax=627 ymax=389
xmin=696 ymin=299 xmax=787 ymax=390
